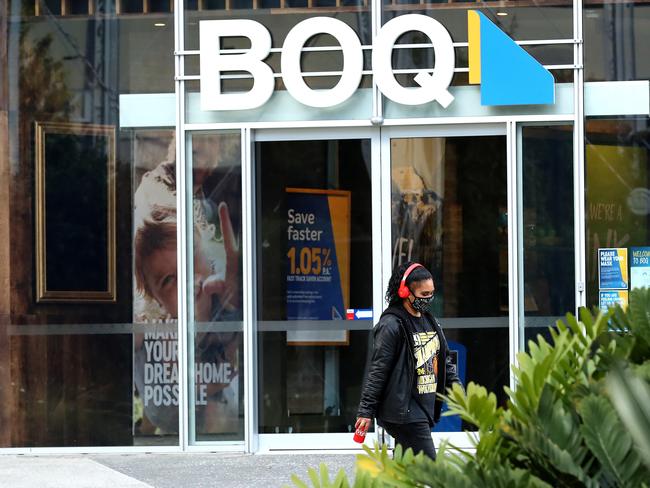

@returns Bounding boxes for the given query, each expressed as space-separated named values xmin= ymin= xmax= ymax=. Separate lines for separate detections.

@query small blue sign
xmin=433 ymin=340 xmax=466 ymax=433
xmin=630 ymin=247 xmax=650 ymax=290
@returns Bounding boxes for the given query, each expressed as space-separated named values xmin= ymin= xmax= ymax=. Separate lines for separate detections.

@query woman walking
xmin=356 ymin=261 xmax=462 ymax=459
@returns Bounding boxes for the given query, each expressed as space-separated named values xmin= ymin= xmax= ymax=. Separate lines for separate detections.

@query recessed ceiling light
xmin=154 ymin=23 xmax=166 ymax=27
xmin=496 ymin=12 xmax=508 ymax=16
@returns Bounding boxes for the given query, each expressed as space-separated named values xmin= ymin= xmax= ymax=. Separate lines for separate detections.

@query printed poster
xmin=132 ymin=131 xmax=243 ymax=439
xmin=598 ymin=248 xmax=628 ymax=290
xmin=285 ymin=188 xmax=351 ymax=345
xmin=630 ymin=247 xmax=650 ymax=290
xmin=599 ymin=290 xmax=629 ymax=312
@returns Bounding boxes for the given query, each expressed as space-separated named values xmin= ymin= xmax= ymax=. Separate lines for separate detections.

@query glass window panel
xmin=390 ymin=135 xmax=510 ymax=426
xmin=521 ymin=125 xmax=575 ymax=348
xmin=255 ymin=139 xmax=373 ymax=435
xmin=585 ymin=1 xmax=650 ymax=82
xmin=203 ymin=0 xmax=225 ymax=9
xmin=187 ymin=131 xmax=244 ymax=442
xmin=99 ymin=0 xmax=117 ymax=14
xmin=121 ymin=16 xmax=174 ymax=94
xmin=133 ymin=129 xmax=179 ymax=445
xmin=121 ymin=0 xmax=143 ymax=13
xmin=149 ymin=0 xmax=171 ymax=12
xmin=585 ymin=117 xmax=650 ymax=308
xmin=231 ymin=0 xmax=253 ymax=8
xmin=382 ymin=4 xmax=573 ymax=40
xmin=382 ymin=3 xmax=573 ymax=90
xmin=184 ymin=8 xmax=370 ymax=51
xmin=42 ymin=0 xmax=62 ymax=14
xmin=2 ymin=2 xmax=175 ymax=448
xmin=68 ymin=0 xmax=89 ymax=15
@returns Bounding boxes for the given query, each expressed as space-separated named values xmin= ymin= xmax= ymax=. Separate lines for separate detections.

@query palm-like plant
xmin=288 ymin=289 xmax=650 ymax=488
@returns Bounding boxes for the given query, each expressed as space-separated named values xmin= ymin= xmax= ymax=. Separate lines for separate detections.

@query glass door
xmin=519 ymin=124 xmax=575 ymax=351
xmin=253 ymin=128 xmax=381 ymax=451
xmin=382 ymin=125 xmax=510 ymax=447
xmin=184 ymin=130 xmax=246 ymax=447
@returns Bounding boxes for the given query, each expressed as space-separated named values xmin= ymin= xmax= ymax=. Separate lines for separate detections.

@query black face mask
xmin=410 ymin=295 xmax=433 ymax=313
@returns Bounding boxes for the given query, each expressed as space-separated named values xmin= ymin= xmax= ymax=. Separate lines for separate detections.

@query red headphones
xmin=397 ymin=263 xmax=423 ymax=299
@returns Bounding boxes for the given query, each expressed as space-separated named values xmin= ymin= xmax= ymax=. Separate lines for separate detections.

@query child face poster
xmin=131 ymin=131 xmax=243 ymax=441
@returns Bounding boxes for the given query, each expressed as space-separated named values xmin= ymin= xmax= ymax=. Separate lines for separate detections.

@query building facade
xmin=0 ymin=0 xmax=648 ymax=453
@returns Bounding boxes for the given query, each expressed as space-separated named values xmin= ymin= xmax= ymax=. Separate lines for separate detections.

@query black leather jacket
xmin=357 ymin=305 xmax=462 ymax=424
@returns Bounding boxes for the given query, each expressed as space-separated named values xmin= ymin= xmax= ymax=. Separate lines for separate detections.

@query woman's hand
xmin=355 ymin=417 xmax=372 ymax=433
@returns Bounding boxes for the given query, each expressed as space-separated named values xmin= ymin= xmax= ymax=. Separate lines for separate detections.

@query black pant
xmin=382 ymin=421 xmax=436 ymax=460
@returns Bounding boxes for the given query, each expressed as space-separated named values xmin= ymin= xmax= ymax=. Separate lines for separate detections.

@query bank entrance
xmin=222 ymin=122 xmax=574 ymax=452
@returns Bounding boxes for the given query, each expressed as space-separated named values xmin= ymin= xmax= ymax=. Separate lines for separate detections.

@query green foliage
xmin=444 ymin=382 xmax=502 ymax=434
xmin=283 ymin=456 xmax=385 ymax=488
xmin=611 ymin=288 xmax=650 ymax=364
xmin=607 ymin=366 xmax=650 ymax=470
xmin=287 ymin=465 xmax=345 ymax=488
xmin=578 ymin=395 xmax=645 ymax=486
xmin=289 ymin=288 xmax=650 ymax=488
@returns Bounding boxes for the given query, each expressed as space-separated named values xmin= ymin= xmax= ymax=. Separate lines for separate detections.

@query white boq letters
xmin=373 ymin=14 xmax=455 ymax=108
xmin=198 ymin=16 xmax=458 ymax=111
xmin=281 ymin=18 xmax=363 ymax=108
xmin=200 ymin=19 xmax=274 ymax=111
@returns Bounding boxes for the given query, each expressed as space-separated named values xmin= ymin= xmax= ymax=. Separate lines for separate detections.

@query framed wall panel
xmin=35 ymin=121 xmax=116 ymax=302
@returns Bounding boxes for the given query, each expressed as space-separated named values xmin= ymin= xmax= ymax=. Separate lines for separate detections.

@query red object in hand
xmin=353 ymin=426 xmax=367 ymax=443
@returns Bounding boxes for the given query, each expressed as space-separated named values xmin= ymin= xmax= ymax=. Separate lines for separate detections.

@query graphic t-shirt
xmin=407 ymin=314 xmax=440 ymax=425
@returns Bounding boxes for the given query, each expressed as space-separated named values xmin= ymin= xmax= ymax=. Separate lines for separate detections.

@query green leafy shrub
xmin=288 ymin=288 xmax=650 ymax=488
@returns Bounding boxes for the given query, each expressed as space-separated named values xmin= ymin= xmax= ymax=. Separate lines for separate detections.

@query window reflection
xmin=189 ymin=132 xmax=244 ymax=442
xmin=391 ymin=136 xmax=510 ymax=421
xmin=2 ymin=1 xmax=175 ymax=447
xmin=521 ymin=125 xmax=575 ymax=347
xmin=256 ymin=139 xmax=373 ymax=434
xmin=585 ymin=0 xmax=650 ymax=82
xmin=585 ymin=117 xmax=650 ymax=307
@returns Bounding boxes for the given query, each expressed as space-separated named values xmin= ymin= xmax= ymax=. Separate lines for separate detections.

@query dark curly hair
xmin=385 ymin=261 xmax=433 ymax=305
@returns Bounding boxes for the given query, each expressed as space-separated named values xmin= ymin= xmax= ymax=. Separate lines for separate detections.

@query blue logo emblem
xmin=468 ymin=11 xmax=555 ymax=106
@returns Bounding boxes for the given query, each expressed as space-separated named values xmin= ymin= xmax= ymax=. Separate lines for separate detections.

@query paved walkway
xmin=0 ymin=453 xmax=358 ymax=488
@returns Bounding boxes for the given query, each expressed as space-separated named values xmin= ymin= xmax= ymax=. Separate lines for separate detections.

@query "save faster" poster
xmin=285 ymin=188 xmax=350 ymax=345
